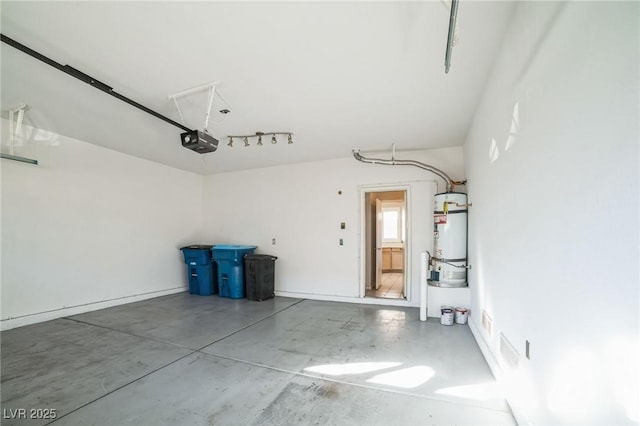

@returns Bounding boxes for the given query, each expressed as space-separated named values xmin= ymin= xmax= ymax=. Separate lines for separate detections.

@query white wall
xmin=203 ymin=147 xmax=467 ymax=309
xmin=464 ymin=2 xmax=639 ymax=425
xmin=1 ymin=122 xmax=203 ymax=329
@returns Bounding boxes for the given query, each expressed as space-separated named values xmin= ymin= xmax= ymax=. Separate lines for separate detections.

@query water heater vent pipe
xmin=352 ymin=149 xmax=463 ymax=192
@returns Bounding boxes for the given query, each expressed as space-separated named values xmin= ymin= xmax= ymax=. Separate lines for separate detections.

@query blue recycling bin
xmin=212 ymin=245 xmax=257 ymax=299
xmin=180 ymin=245 xmax=216 ymax=296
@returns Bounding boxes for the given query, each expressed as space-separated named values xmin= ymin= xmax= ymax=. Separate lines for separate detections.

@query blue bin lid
xmin=213 ymin=245 xmax=257 ymax=250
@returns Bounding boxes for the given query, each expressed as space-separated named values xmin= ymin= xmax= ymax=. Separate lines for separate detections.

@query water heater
xmin=428 ymin=192 xmax=468 ymax=287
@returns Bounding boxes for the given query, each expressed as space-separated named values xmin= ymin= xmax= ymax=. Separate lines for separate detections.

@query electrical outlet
xmin=272 ymin=238 xmax=276 ymax=245
xmin=341 ymin=222 xmax=345 ymax=229
xmin=481 ymin=310 xmax=493 ymax=336
xmin=339 ymin=238 xmax=343 ymax=246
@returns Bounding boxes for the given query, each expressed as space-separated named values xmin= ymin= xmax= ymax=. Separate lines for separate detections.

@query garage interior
xmin=1 ymin=2 xmax=638 ymax=425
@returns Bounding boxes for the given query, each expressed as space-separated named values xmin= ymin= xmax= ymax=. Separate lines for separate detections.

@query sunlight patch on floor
xmin=436 ymin=381 xmax=504 ymax=401
xmin=304 ymin=362 xmax=402 ymax=376
xmin=366 ymin=366 xmax=435 ymax=389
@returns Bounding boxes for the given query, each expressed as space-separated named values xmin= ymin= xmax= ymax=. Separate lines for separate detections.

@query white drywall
xmin=203 ymin=147 xmax=466 ymax=308
xmin=464 ymin=2 xmax=639 ymax=425
xmin=1 ymin=122 xmax=203 ymax=329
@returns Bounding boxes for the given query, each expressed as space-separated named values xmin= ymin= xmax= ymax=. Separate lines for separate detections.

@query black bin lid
xmin=245 ymin=254 xmax=278 ymax=261
xmin=180 ymin=245 xmax=214 ymax=250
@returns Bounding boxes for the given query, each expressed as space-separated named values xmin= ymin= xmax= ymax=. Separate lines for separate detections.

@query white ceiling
xmin=1 ymin=1 xmax=515 ymax=174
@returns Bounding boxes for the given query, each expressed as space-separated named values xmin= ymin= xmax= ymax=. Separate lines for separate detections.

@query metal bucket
xmin=440 ymin=306 xmax=454 ymax=326
xmin=455 ymin=307 xmax=468 ymax=324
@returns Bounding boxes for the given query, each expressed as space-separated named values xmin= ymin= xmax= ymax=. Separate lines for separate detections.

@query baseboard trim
xmin=468 ymin=316 xmax=530 ymax=425
xmin=275 ymin=290 xmax=420 ymax=308
xmin=1 ymin=286 xmax=187 ymax=331
xmin=468 ymin=317 xmax=502 ymax=378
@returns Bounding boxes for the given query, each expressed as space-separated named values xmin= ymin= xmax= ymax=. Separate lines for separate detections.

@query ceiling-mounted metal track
xmin=1 ymin=153 xmax=38 ymax=165
xmin=0 ymin=33 xmax=192 ymax=133
xmin=444 ymin=0 xmax=459 ymax=74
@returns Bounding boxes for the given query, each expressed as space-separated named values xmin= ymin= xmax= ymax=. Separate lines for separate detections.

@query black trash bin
xmin=244 ymin=254 xmax=277 ymax=301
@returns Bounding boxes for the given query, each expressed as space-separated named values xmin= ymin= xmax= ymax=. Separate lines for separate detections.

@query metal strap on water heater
xmin=432 ymin=257 xmax=467 ymax=263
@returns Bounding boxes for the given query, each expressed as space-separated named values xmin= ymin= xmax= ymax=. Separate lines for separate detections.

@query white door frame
xmin=375 ymin=197 xmax=383 ymax=290
xmin=359 ymin=184 xmax=412 ymax=302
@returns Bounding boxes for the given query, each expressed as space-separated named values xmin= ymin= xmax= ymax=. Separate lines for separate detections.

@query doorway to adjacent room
xmin=362 ymin=189 xmax=407 ymax=300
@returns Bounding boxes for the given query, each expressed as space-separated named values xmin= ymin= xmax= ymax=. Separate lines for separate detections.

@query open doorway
xmin=363 ymin=190 xmax=407 ymax=299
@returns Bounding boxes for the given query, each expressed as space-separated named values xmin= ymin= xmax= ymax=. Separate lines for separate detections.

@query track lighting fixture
xmin=225 ymin=132 xmax=293 ymax=148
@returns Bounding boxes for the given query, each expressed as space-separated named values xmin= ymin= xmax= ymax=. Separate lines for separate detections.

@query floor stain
xmin=251 ymin=380 xmax=340 ymax=425
xmin=306 ymin=381 xmax=339 ymax=399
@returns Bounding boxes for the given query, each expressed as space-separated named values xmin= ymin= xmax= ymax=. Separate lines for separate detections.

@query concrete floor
xmin=1 ymin=294 xmax=516 ymax=426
